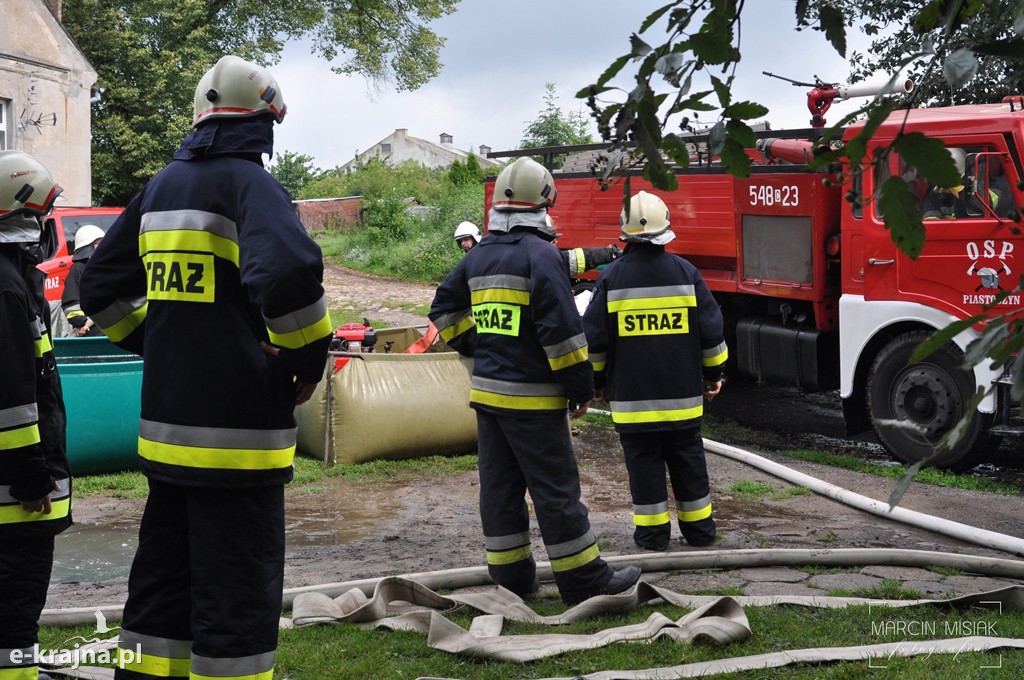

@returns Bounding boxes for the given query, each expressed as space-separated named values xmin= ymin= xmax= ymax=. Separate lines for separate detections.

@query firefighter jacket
xmin=430 ymin=228 xmax=594 ymax=415
xmin=560 ymin=245 xmax=619 ymax=277
xmin=62 ymin=260 xmax=102 ymax=335
xmin=0 ymin=244 xmax=72 ymax=538
xmin=79 ymin=118 xmax=332 ymax=488
xmin=582 ymin=242 xmax=727 ymax=432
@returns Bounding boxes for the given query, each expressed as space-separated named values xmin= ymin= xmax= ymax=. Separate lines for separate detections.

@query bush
xmin=309 ymin=161 xmax=485 ymax=283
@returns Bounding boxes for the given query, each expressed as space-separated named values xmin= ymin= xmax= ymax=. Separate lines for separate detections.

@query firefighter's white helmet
xmin=0 ymin=150 xmax=62 ymax=244
xmin=620 ymin=191 xmax=674 ymax=245
xmin=453 ymin=221 xmax=481 ymax=243
xmin=492 ymin=158 xmax=557 ymax=212
xmin=74 ymin=224 xmax=105 ymax=251
xmin=193 ymin=55 xmax=287 ymax=127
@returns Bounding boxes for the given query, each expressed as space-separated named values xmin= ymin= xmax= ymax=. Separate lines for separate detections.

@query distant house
xmin=338 ymin=129 xmax=501 ymax=173
xmin=0 ymin=0 xmax=97 ymax=205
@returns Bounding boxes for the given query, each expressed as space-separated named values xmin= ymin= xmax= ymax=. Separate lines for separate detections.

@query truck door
xmin=865 ymin=144 xmax=1022 ymax=319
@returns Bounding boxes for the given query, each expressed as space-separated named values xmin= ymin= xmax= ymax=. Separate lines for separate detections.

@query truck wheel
xmin=867 ymin=330 xmax=994 ymax=472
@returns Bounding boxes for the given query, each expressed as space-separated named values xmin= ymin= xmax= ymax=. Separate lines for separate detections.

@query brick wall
xmin=294 ymin=197 xmax=364 ymax=232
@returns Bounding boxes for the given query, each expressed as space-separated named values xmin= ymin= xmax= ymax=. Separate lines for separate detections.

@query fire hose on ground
xmin=40 ymin=433 xmax=1024 ymax=629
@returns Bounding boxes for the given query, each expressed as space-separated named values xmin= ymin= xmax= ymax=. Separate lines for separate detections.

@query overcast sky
xmin=272 ymin=1 xmax=879 ymax=169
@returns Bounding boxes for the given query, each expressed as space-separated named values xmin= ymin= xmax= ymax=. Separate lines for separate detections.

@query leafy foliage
xmin=267 ymin=151 xmax=324 ymax=197
xmin=837 ymin=0 xmax=1024 ymax=106
xmin=61 ymin=0 xmax=459 ymax=206
xmin=305 ymin=159 xmax=482 ymax=282
xmin=520 ymin=83 xmax=595 ymax=168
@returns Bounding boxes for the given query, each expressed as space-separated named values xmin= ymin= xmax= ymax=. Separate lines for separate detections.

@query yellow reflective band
xmin=34 ymin=333 xmax=53 ymax=358
xmin=572 ymin=248 xmax=586 ymax=275
xmin=548 ymin=346 xmax=588 ymax=371
xmin=102 ymin=302 xmax=148 ymax=343
xmin=67 ymin=310 xmax=85 ymax=319
xmin=702 ymin=349 xmax=728 ymax=367
xmin=0 ymin=497 xmax=71 ymax=525
xmin=612 ymin=404 xmax=703 ymax=424
xmin=472 ymin=303 xmax=521 ymax=336
xmin=592 ymin=359 xmax=606 ymax=371
xmin=608 ymin=295 xmax=695 ymax=313
xmin=140 ymin=229 xmax=240 ymax=266
xmin=117 ymin=648 xmax=190 ymax=678
xmin=633 ymin=511 xmax=671 ymax=527
xmin=619 ymin=308 xmax=688 ymax=336
xmin=191 ymin=672 xmax=273 ymax=680
xmin=439 ymin=315 xmax=475 ymax=343
xmin=486 ymin=545 xmax=532 ymax=566
xmin=266 ymin=312 xmax=333 ymax=350
xmin=470 ymin=389 xmax=568 ymax=411
xmin=144 ymin=252 xmax=215 ymax=303
xmin=550 ymin=544 xmax=601 ymax=573
xmin=471 ymin=288 xmax=530 ymax=306
xmin=138 ymin=438 xmax=295 ymax=471
xmin=679 ymin=503 xmax=713 ymax=523
xmin=0 ymin=423 xmax=40 ymax=450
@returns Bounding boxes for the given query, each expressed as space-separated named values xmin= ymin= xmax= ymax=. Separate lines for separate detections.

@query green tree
xmin=520 ymin=83 xmax=594 ymax=168
xmin=62 ymin=0 xmax=459 ymax=205
xmin=836 ymin=0 xmax=1024 ymax=107
xmin=267 ymin=151 xmax=323 ymax=197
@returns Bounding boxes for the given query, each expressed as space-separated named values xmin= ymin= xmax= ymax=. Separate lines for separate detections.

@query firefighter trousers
xmin=620 ymin=427 xmax=715 ymax=550
xmin=476 ymin=410 xmax=612 ymax=603
xmin=114 ymin=479 xmax=284 ymax=680
xmin=0 ymin=534 xmax=53 ymax=679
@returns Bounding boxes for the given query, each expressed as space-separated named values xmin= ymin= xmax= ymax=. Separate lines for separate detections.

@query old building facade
xmin=0 ymin=0 xmax=96 ymax=205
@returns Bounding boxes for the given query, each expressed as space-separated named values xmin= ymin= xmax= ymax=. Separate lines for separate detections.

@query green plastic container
xmin=54 ymin=337 xmax=142 ymax=475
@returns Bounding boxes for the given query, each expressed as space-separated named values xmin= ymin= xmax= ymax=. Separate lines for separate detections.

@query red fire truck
xmin=484 ymin=90 xmax=1023 ymax=471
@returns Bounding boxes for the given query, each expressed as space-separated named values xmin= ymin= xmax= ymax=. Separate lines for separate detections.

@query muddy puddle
xmin=53 ymin=476 xmax=402 ymax=584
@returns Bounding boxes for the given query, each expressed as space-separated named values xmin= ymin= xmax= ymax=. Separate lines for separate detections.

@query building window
xmin=380 ymin=143 xmax=391 ymax=154
xmin=0 ymin=99 xmax=8 ymax=150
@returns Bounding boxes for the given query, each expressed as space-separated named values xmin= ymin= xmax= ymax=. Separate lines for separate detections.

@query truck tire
xmin=866 ymin=330 xmax=996 ymax=472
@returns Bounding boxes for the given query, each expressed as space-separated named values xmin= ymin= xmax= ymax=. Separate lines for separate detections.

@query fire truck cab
xmin=484 ymin=98 xmax=1024 ymax=471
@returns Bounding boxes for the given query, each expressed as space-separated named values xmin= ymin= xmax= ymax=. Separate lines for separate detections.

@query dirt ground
xmin=47 ymin=265 xmax=1024 ymax=610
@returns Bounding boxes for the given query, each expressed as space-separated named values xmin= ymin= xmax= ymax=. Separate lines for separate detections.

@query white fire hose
xmin=39 ymin=426 xmax=1024 ymax=626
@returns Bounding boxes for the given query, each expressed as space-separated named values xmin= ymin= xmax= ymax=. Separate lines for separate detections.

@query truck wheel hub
xmin=893 ymin=367 xmax=955 ymax=437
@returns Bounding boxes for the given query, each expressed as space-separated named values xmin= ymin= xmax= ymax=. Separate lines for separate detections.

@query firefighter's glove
xmin=607 ymin=245 xmax=621 ymax=259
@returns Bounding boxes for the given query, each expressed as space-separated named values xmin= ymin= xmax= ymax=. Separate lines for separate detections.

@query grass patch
xmin=776 ymin=448 xmax=1018 ymax=494
xmin=926 ymin=565 xmax=965 ymax=577
xmin=772 ymin=485 xmax=814 ymax=500
xmin=855 ymin=579 xmax=925 ymax=600
xmin=38 ymin=601 xmax=1024 ymax=678
xmin=817 ymin=530 xmax=839 ymax=543
xmin=291 ymin=453 xmax=477 ymax=486
xmin=798 ymin=565 xmax=861 ymax=576
xmin=724 ymin=480 xmax=775 ymax=499
xmin=72 ymin=470 xmax=148 ymax=498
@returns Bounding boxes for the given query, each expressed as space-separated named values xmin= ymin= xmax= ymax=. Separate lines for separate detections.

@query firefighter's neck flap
xmin=487 ymin=208 xmax=558 ymax=241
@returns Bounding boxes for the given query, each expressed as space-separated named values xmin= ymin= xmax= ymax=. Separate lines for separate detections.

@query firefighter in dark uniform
xmin=0 ymin=151 xmax=72 ymax=680
xmin=430 ymin=157 xmax=640 ymax=605
xmin=80 ymin=56 xmax=331 ymax=680
xmin=61 ymin=223 xmax=105 ymax=336
xmin=583 ymin=191 xmax=727 ymax=551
